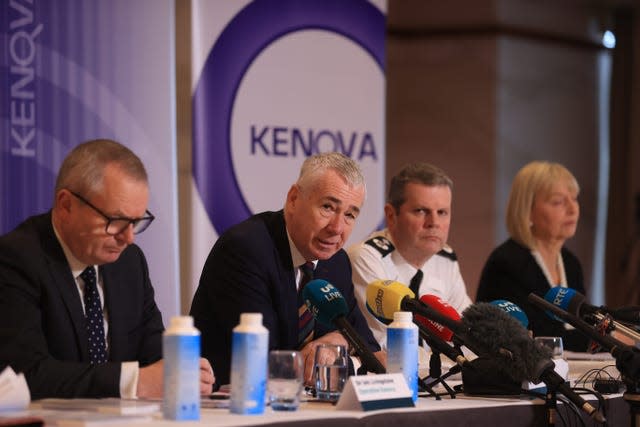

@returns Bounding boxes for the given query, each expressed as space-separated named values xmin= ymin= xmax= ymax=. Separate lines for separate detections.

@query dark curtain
xmin=605 ymin=6 xmax=640 ymax=307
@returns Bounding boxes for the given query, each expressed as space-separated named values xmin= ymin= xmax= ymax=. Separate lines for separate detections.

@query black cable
xmin=554 ymin=394 xmax=570 ymax=427
xmin=573 ymin=365 xmax=620 ymax=391
xmin=556 ymin=394 xmax=587 ymax=427
xmin=573 ymin=387 xmax=607 ymax=425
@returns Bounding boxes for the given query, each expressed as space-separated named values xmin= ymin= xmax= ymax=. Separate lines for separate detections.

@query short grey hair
xmin=55 ymin=139 xmax=148 ymax=198
xmin=387 ymin=162 xmax=453 ymax=210
xmin=296 ymin=152 xmax=365 ymax=194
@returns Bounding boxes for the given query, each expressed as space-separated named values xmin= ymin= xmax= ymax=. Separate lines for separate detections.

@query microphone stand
xmin=418 ymin=349 xmax=441 ymax=400
xmin=417 ymin=333 xmax=458 ymax=399
xmin=623 ymin=393 xmax=640 ymax=427
xmin=421 ymin=365 xmax=458 ymax=399
xmin=538 ymin=376 xmax=560 ymax=427
xmin=417 ymin=374 xmax=440 ymax=400
xmin=529 ymin=293 xmax=640 ymax=424
xmin=544 ymin=388 xmax=558 ymax=427
xmin=589 ymin=312 xmax=640 ymax=343
xmin=617 ymin=347 xmax=640 ymax=427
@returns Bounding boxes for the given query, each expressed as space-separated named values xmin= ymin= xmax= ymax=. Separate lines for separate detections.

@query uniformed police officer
xmin=347 ymin=162 xmax=472 ymax=355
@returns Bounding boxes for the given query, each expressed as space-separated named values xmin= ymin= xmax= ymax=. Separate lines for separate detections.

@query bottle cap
xmin=393 ymin=311 xmax=412 ymax=322
xmin=240 ymin=313 xmax=263 ymax=326
xmin=169 ymin=315 xmax=194 ymax=328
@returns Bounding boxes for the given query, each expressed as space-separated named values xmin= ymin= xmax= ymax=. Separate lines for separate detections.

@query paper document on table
xmin=30 ymin=399 xmax=159 ymax=415
xmin=564 ymin=351 xmax=615 ymax=361
xmin=43 ymin=411 xmax=152 ymax=427
xmin=0 ymin=367 xmax=30 ymax=411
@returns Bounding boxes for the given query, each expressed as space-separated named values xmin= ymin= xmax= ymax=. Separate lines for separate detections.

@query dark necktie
xmin=81 ymin=266 xmax=108 ymax=364
xmin=409 ymin=269 xmax=423 ymax=298
xmin=297 ymin=262 xmax=315 ymax=349
xmin=409 ymin=269 xmax=425 ymax=347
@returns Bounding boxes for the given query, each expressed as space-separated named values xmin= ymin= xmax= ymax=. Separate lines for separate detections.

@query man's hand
xmin=136 ymin=358 xmax=216 ymax=398
xmin=137 ymin=360 xmax=164 ymax=398
xmin=374 ymin=350 xmax=387 ymax=368
xmin=199 ymin=358 xmax=215 ymax=395
xmin=300 ymin=331 xmax=348 ymax=385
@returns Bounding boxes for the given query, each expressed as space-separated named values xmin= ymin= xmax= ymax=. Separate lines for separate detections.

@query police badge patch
xmin=365 ymin=236 xmax=395 ymax=257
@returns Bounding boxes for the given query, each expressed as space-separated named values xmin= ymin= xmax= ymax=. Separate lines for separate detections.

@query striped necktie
xmin=81 ymin=266 xmax=108 ymax=364
xmin=297 ymin=262 xmax=315 ymax=349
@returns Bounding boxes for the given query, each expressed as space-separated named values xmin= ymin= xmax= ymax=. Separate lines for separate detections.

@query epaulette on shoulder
xmin=437 ymin=245 xmax=458 ymax=261
xmin=365 ymin=236 xmax=395 ymax=257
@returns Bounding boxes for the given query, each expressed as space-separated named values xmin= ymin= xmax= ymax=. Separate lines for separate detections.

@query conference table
xmin=3 ymin=356 xmax=633 ymax=427
xmin=13 ymin=391 xmax=629 ymax=427
xmin=185 ymin=392 xmax=629 ymax=427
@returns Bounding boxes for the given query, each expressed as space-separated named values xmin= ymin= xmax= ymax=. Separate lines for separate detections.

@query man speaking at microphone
xmin=348 ymin=163 xmax=472 ymax=360
xmin=190 ymin=153 xmax=382 ymax=386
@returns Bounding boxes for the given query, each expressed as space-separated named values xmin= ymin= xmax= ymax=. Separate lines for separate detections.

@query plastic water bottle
xmin=230 ymin=313 xmax=269 ymax=414
xmin=163 ymin=316 xmax=201 ymax=420
xmin=387 ymin=311 xmax=419 ymax=403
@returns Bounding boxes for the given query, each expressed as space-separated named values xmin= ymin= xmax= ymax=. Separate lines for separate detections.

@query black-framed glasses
xmin=69 ymin=190 xmax=155 ymax=235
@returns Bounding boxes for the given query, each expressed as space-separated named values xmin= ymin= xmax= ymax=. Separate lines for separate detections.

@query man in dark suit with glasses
xmin=0 ymin=139 xmax=215 ymax=399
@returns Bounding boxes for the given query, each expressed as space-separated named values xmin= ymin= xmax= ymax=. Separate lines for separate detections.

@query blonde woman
xmin=476 ymin=161 xmax=589 ymax=351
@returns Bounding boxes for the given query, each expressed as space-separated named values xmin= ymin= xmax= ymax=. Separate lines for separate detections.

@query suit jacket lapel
xmin=39 ymin=213 xmax=89 ymax=360
xmin=101 ymin=263 xmax=125 ymax=361
xmin=269 ymin=211 xmax=298 ymax=348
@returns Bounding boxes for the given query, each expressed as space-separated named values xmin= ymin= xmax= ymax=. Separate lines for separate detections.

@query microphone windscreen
xmin=302 ymin=279 xmax=349 ymax=327
xmin=416 ymin=295 xmax=460 ymax=341
xmin=461 ymin=303 xmax=552 ymax=383
xmin=490 ymin=300 xmax=529 ymax=328
xmin=366 ymin=280 xmax=414 ymax=321
xmin=544 ymin=287 xmax=584 ymax=321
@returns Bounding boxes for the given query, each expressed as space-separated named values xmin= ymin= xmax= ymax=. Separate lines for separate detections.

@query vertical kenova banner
xmin=1 ymin=0 xmax=180 ymax=318
xmin=190 ymin=0 xmax=387 ymax=297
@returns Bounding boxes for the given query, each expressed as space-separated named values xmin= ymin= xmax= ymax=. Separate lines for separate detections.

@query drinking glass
xmin=314 ymin=344 xmax=348 ymax=402
xmin=268 ymin=350 xmax=304 ymax=411
xmin=535 ymin=336 xmax=564 ymax=359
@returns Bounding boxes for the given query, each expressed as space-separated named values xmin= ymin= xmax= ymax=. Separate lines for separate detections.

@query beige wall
xmin=176 ymin=0 xmax=639 ymax=311
xmin=386 ymin=0 xmax=627 ymax=300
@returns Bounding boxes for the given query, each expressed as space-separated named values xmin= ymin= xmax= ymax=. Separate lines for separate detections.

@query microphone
xmin=366 ymin=281 xmax=466 ymax=379
xmin=303 ymin=279 xmax=386 ymax=374
xmin=412 ymin=298 xmax=468 ymax=370
xmin=544 ymin=287 xmax=640 ymax=344
xmin=490 ymin=300 xmax=529 ymax=329
xmin=417 ymin=295 xmax=460 ymax=341
xmin=609 ymin=307 xmax=640 ymax=325
xmin=461 ymin=303 xmax=605 ymax=423
xmin=417 ymin=295 xmax=461 ymax=379
xmin=545 ymin=287 xmax=640 ymax=324
xmin=366 ymin=280 xmax=464 ymax=336
xmin=529 ymin=292 xmax=640 ymax=384
xmin=366 ymin=281 xmax=490 ymax=355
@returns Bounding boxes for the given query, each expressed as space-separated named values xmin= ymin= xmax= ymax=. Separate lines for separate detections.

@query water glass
xmin=535 ymin=336 xmax=564 ymax=359
xmin=314 ymin=344 xmax=348 ymax=402
xmin=268 ymin=350 xmax=303 ymax=411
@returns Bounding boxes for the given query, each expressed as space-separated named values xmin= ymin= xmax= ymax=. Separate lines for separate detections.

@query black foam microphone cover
xmin=461 ymin=357 xmax=522 ymax=396
xmin=461 ymin=303 xmax=553 ymax=383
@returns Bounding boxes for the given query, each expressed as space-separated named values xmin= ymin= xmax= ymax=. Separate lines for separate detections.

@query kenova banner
xmin=190 ymin=0 xmax=387 ymax=296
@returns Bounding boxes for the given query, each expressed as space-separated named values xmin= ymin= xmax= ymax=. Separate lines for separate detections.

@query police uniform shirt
xmin=347 ymin=228 xmax=472 ymax=350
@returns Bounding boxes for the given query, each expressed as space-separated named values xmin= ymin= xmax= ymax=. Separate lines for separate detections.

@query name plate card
xmin=335 ymin=373 xmax=415 ymax=411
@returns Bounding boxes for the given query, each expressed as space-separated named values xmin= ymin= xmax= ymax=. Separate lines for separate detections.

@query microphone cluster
xmin=304 ymin=277 xmax=611 ymax=422
xmin=529 ymin=290 xmax=640 ymax=391
xmin=363 ymin=279 xmax=605 ymax=422
xmin=544 ymin=287 xmax=640 ymax=345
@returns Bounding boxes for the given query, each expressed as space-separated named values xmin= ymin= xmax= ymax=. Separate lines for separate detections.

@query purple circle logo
xmin=192 ymin=0 xmax=385 ymax=235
